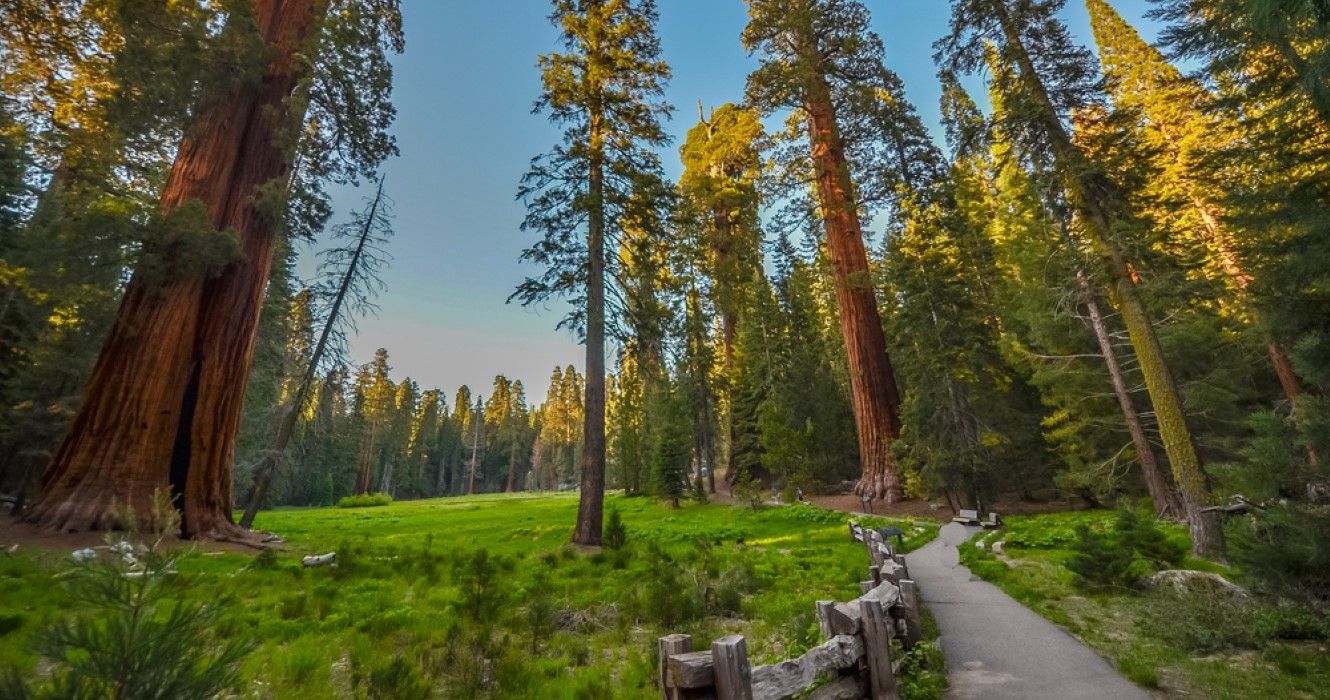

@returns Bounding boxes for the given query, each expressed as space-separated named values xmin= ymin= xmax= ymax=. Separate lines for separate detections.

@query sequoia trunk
xmin=24 ymin=0 xmax=325 ymax=537
xmin=799 ymin=47 xmax=904 ymax=503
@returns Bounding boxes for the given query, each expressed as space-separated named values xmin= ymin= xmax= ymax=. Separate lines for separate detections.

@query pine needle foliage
xmin=3 ymin=491 xmax=253 ymax=699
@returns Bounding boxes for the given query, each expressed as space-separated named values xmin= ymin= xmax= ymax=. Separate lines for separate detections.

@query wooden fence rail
xmin=659 ymin=521 xmax=921 ymax=700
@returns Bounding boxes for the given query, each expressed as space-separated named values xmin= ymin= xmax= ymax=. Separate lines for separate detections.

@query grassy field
xmin=960 ymin=511 xmax=1330 ymax=699
xmin=0 ymin=493 xmax=939 ymax=698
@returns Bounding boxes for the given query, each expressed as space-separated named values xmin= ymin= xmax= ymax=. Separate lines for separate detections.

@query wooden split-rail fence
xmin=658 ymin=521 xmax=923 ymax=700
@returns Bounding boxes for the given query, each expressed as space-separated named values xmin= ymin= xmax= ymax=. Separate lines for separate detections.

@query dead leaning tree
xmin=239 ymin=181 xmax=393 ymax=528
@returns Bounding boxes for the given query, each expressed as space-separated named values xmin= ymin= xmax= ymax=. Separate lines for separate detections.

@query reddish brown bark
xmin=714 ymin=206 xmax=739 ymax=363
xmin=798 ymin=48 xmax=904 ymax=503
xmin=23 ymin=0 xmax=325 ymax=538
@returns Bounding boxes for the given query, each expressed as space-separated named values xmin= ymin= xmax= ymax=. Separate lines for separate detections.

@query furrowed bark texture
xmin=798 ymin=43 xmax=904 ymax=503
xmin=992 ymin=1 xmax=1223 ymax=557
xmin=24 ymin=0 xmax=324 ymax=538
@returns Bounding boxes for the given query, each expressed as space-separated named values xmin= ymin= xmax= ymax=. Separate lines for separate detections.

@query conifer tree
xmin=677 ymin=103 xmax=765 ymax=493
xmin=408 ymin=389 xmax=443 ymax=497
xmin=650 ymin=383 xmax=691 ymax=508
xmin=743 ymin=0 xmax=906 ymax=501
xmin=516 ymin=0 xmax=672 ymax=546
xmin=951 ymin=69 xmax=1181 ymax=515
xmin=678 ymin=103 xmax=765 ymax=362
xmin=678 ymin=288 xmax=719 ymax=491
xmin=939 ymin=0 xmax=1224 ymax=556
xmin=607 ymin=349 xmax=650 ymax=494
xmin=22 ymin=0 xmax=404 ymax=537
xmin=1153 ymin=0 xmax=1330 ymax=128
xmin=353 ymin=348 xmax=395 ymax=495
xmin=1088 ymin=0 xmax=1307 ymax=408
xmin=728 ymin=272 xmax=781 ymax=485
xmin=449 ymin=386 xmax=476 ymax=494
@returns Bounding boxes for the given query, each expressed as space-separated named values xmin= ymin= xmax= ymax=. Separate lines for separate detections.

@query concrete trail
xmin=905 ymin=523 xmax=1150 ymax=700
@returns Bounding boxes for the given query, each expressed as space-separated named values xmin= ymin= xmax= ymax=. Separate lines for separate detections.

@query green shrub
xmin=1065 ymin=509 xmax=1183 ymax=591
xmin=1116 ymin=509 xmax=1186 ymax=569
xmin=732 ymin=471 xmax=765 ymax=509
xmin=338 ymin=492 xmax=393 ymax=508
xmin=1252 ymin=600 xmax=1330 ymax=642
xmin=251 ymin=547 xmax=279 ymax=570
xmin=603 ymin=507 xmax=627 ymax=550
xmin=1230 ymin=504 xmax=1330 ymax=604
xmin=641 ymin=546 xmax=704 ymax=627
xmin=1141 ymin=587 xmax=1264 ymax=653
xmin=367 ymin=657 xmax=431 ymax=700
xmin=7 ymin=491 xmax=253 ymax=698
xmin=1066 ymin=523 xmax=1134 ymax=591
xmin=455 ymin=550 xmax=506 ymax=626
xmin=0 ymin=614 xmax=23 ymax=636
xmin=895 ymin=641 xmax=947 ymax=700
xmin=279 ymin=640 xmax=325 ymax=686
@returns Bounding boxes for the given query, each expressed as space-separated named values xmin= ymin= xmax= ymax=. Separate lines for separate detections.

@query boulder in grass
xmin=1146 ymin=569 xmax=1247 ymax=598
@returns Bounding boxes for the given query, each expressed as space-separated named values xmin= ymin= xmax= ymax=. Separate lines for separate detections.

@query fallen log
xmin=302 ymin=552 xmax=336 ymax=567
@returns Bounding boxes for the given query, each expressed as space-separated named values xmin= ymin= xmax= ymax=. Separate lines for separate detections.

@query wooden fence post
xmin=899 ymin=580 xmax=922 ymax=650
xmin=858 ymin=600 xmax=899 ymax=700
xmin=712 ymin=635 xmax=753 ymax=700
xmin=659 ymin=634 xmax=692 ymax=699
xmin=816 ymin=600 xmax=836 ymax=639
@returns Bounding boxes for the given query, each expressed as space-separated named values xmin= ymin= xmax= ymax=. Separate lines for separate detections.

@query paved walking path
xmin=905 ymin=523 xmax=1150 ymax=700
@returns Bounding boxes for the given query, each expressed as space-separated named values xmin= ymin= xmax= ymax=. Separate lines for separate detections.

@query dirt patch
xmin=0 ymin=517 xmax=270 ymax=556
xmin=805 ymin=494 xmax=949 ymax=520
xmin=706 ymin=487 xmax=1082 ymax=522
xmin=806 ymin=493 xmax=1085 ymax=521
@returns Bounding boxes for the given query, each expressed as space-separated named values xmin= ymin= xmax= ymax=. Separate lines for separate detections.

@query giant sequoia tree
xmin=678 ymin=103 xmax=765 ymax=491
xmin=23 ymin=0 xmax=402 ymax=538
xmin=938 ymin=0 xmax=1224 ymax=557
xmin=743 ymin=0 xmax=905 ymax=501
xmin=515 ymin=0 xmax=672 ymax=546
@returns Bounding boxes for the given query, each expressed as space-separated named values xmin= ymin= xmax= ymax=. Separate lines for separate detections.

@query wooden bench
xmin=952 ymin=509 xmax=980 ymax=525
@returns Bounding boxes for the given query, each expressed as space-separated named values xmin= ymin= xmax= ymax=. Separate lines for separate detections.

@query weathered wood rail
xmin=658 ymin=521 xmax=922 ymax=700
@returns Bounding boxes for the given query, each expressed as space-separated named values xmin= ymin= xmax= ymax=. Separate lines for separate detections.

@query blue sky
xmin=316 ymin=0 xmax=1161 ymax=405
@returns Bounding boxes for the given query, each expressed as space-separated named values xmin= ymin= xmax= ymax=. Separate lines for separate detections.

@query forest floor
xmin=0 ymin=493 xmax=943 ymax=699
xmin=959 ymin=511 xmax=1330 ymax=699
xmin=803 ymin=493 xmax=1077 ymax=520
xmin=0 ymin=515 xmax=261 ymax=553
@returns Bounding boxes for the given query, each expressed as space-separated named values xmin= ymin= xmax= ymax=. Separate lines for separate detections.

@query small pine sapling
xmin=6 ymin=490 xmax=253 ymax=698
xmin=602 ymin=507 xmax=627 ymax=551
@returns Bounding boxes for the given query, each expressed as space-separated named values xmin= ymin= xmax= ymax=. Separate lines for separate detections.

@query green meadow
xmin=1 ymin=494 xmax=938 ymax=698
